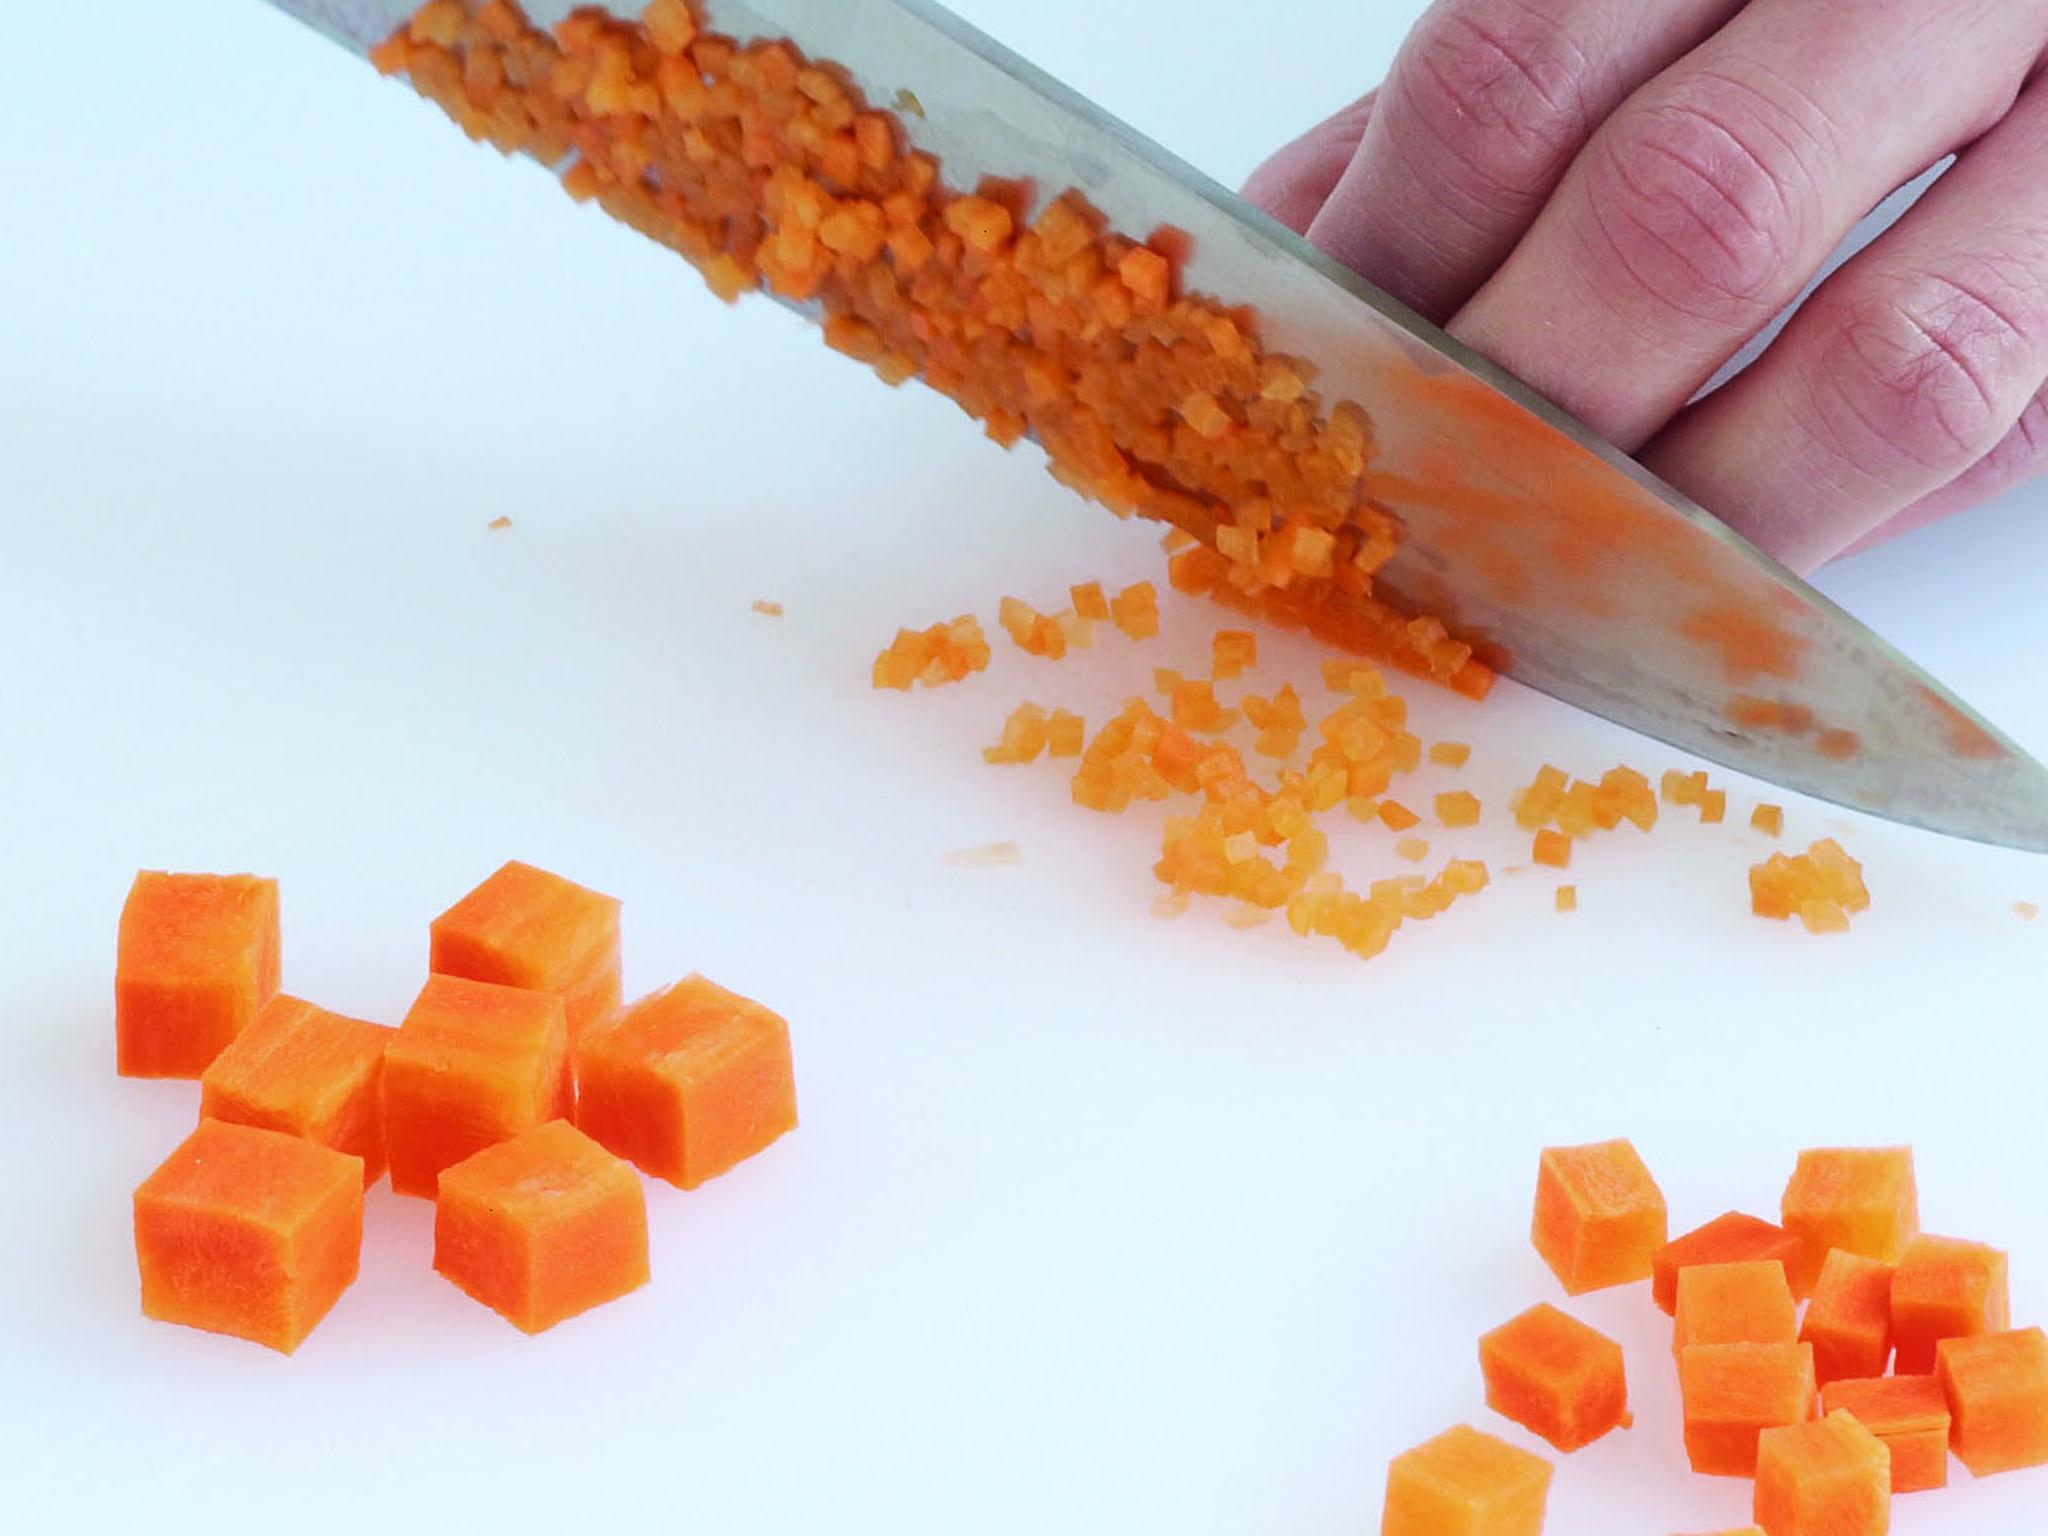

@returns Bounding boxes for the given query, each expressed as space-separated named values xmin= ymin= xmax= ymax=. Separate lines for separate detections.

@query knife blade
xmin=262 ymin=0 xmax=2048 ymax=852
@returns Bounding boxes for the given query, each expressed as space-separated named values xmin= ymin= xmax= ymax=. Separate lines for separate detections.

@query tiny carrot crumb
xmin=1224 ymin=905 xmax=1272 ymax=930
xmin=1395 ymin=836 xmax=1430 ymax=864
xmin=945 ymin=841 xmax=1021 ymax=868
xmin=2014 ymin=901 xmax=2038 ymax=921
xmin=751 ymin=599 xmax=784 ymax=617
xmin=1532 ymin=829 xmax=1572 ymax=869
xmin=487 ymin=515 xmax=513 ymax=531
xmin=1428 ymin=741 xmax=1471 ymax=768
xmin=1555 ymin=884 xmax=1577 ymax=913
xmin=1378 ymin=800 xmax=1420 ymax=832
xmin=1150 ymin=891 xmax=1189 ymax=920
xmin=1751 ymin=802 xmax=1784 ymax=837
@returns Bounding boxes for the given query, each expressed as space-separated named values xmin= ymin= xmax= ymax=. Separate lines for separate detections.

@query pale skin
xmin=1242 ymin=0 xmax=2048 ymax=574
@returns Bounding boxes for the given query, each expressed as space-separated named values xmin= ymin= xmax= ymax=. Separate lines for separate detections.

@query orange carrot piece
xmin=1676 ymin=1262 xmax=1799 ymax=1353
xmin=434 ymin=1119 xmax=648 ymax=1333
xmin=200 ymin=994 xmax=394 ymax=1187
xmin=1891 ymin=1235 xmax=2010 ymax=1375
xmin=1047 ymin=708 xmax=1086 ymax=758
xmin=1936 ymin=1327 xmax=2048 ymax=1475
xmin=1751 ymin=803 xmax=1785 ymax=837
xmin=1555 ymin=885 xmax=1576 ymax=913
xmin=1210 ymin=629 xmax=1257 ymax=680
xmin=116 ymin=871 xmax=282 ymax=1078
xmin=383 ymin=974 xmax=571 ymax=1199
xmin=1753 ymin=1411 xmax=1890 ymax=1535
xmin=1430 ymin=741 xmax=1472 ymax=768
xmin=1531 ymin=829 xmax=1571 ymax=869
xmin=1395 ymin=837 xmax=1430 ymax=864
xmin=1379 ymin=800 xmax=1421 ymax=832
xmin=1381 ymin=1424 xmax=1552 ymax=1536
xmin=430 ymin=860 xmax=622 ymax=1043
xmin=1751 ymin=840 xmax=1869 ymax=930
xmin=1820 ymin=1375 xmax=1951 ymax=1493
xmin=1531 ymin=1139 xmax=1668 ymax=1295
xmin=1699 ymin=788 xmax=1728 ymax=824
xmin=134 ymin=1118 xmax=362 ymax=1353
xmin=1436 ymin=791 xmax=1482 ymax=828
xmin=1479 ymin=1303 xmax=1630 ymax=1452
xmin=575 ymin=974 xmax=797 ymax=1190
xmin=985 ymin=702 xmax=1052 ymax=764
xmin=1109 ymin=581 xmax=1159 ymax=640
xmin=1655 ymin=1212 xmax=1813 ymax=1314
xmin=1801 ymin=1248 xmax=1897 ymax=1386
xmin=1069 ymin=581 xmax=1110 ymax=622
xmin=1679 ymin=1342 xmax=1817 ymax=1476
xmin=1781 ymin=1147 xmax=1918 ymax=1272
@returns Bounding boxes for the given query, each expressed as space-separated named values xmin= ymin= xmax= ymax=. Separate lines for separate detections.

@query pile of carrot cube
xmin=119 ymin=863 xmax=797 ymax=1352
xmin=1382 ymin=1139 xmax=2045 ymax=1533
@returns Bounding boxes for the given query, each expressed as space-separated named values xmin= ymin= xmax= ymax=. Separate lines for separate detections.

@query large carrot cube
xmin=434 ymin=1120 xmax=649 ymax=1333
xmin=1780 ymin=1147 xmax=1917 ymax=1273
xmin=1676 ymin=1261 xmax=1799 ymax=1353
xmin=1752 ymin=1411 xmax=1890 ymax=1536
xmin=1936 ymin=1327 xmax=2048 ymax=1476
xmin=1680 ymin=1342 xmax=1816 ymax=1476
xmin=384 ymin=975 xmax=571 ymax=1198
xmin=1478 ymin=1303 xmax=1630 ymax=1452
xmin=200 ymin=994 xmax=393 ymax=1186
xmin=1380 ymin=1424 xmax=1551 ymax=1536
xmin=1531 ymin=1139 xmax=1668 ymax=1295
xmin=116 ymin=871 xmax=281 ymax=1078
xmin=1656 ymin=1212 xmax=1815 ymax=1312
xmin=1889 ymin=1235 xmax=2009 ymax=1375
xmin=133 ymin=1118 xmax=362 ymax=1353
xmin=1800 ymin=1248 xmax=1895 ymax=1386
xmin=430 ymin=860 xmax=622 ymax=1041
xmin=576 ymin=975 xmax=797 ymax=1189
xmin=1820 ymin=1375 xmax=1950 ymax=1493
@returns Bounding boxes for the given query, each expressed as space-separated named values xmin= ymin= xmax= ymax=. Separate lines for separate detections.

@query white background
xmin=3 ymin=2 xmax=2045 ymax=1533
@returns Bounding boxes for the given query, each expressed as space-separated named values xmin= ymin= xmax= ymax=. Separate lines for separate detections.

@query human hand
xmin=1242 ymin=0 xmax=2048 ymax=573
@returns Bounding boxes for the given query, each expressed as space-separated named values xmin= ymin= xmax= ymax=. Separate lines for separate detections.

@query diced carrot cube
xmin=1380 ymin=1424 xmax=1551 ymax=1536
xmin=133 ymin=1118 xmax=362 ymax=1353
xmin=434 ymin=1119 xmax=648 ymax=1333
xmin=1937 ymin=1328 xmax=2048 ymax=1475
xmin=1679 ymin=1342 xmax=1817 ymax=1476
xmin=1379 ymin=800 xmax=1421 ymax=832
xmin=1781 ymin=1147 xmax=1918 ymax=1273
xmin=1700 ymin=788 xmax=1728 ymax=824
xmin=1655 ymin=1212 xmax=1813 ymax=1314
xmin=1479 ymin=1303 xmax=1630 ymax=1452
xmin=1395 ymin=837 xmax=1430 ymax=864
xmin=1430 ymin=741 xmax=1472 ymax=768
xmin=1819 ymin=1375 xmax=1950 ymax=1493
xmin=1752 ymin=1411 xmax=1890 ymax=1535
xmin=1109 ymin=581 xmax=1160 ymax=640
xmin=985 ymin=702 xmax=1052 ymax=764
xmin=1070 ymin=581 xmax=1109 ymax=622
xmin=575 ymin=974 xmax=797 ymax=1189
xmin=200 ymin=994 xmax=394 ymax=1186
xmin=1555 ymin=885 xmax=1576 ymax=913
xmin=383 ymin=975 xmax=572 ymax=1199
xmin=1047 ymin=708 xmax=1086 ymax=758
xmin=1752 ymin=803 xmax=1785 ymax=837
xmin=116 ymin=871 xmax=282 ymax=1078
xmin=943 ymin=194 xmax=1013 ymax=252
xmin=1677 ymin=1261 xmax=1799 ymax=1354
xmin=1801 ymin=1248 xmax=1897 ymax=1386
xmin=1531 ymin=1139 xmax=1668 ymax=1295
xmin=1890 ymin=1235 xmax=2010 ymax=1374
xmin=1531 ymin=829 xmax=1571 ymax=869
xmin=1436 ymin=791 xmax=1482 ymax=828
xmin=430 ymin=860 xmax=622 ymax=1042
xmin=1211 ymin=628 xmax=1257 ymax=679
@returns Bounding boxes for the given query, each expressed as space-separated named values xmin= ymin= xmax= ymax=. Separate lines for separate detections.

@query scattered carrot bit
xmin=1109 ymin=581 xmax=1160 ymax=641
xmin=1699 ymin=788 xmax=1728 ymax=824
xmin=1435 ymin=790 xmax=1482 ymax=828
xmin=1241 ymin=684 xmax=1306 ymax=758
xmin=1070 ymin=581 xmax=1109 ymax=622
xmin=1150 ymin=891 xmax=1189 ymax=920
xmin=1750 ymin=839 xmax=1869 ymax=932
xmin=1210 ymin=629 xmax=1258 ymax=680
xmin=1170 ymin=679 xmax=1238 ymax=734
xmin=1378 ymin=800 xmax=1420 ymax=832
xmin=2017 ymin=901 xmax=2039 ymax=921
xmin=999 ymin=595 xmax=1073 ymax=659
xmin=1046 ymin=708 xmax=1085 ymax=759
xmin=1532 ymin=829 xmax=1571 ymax=869
xmin=984 ymin=702 xmax=1052 ymax=765
xmin=872 ymin=614 xmax=990 ymax=689
xmin=1429 ymin=741 xmax=1471 ymax=768
xmin=1751 ymin=803 xmax=1784 ymax=837
xmin=751 ymin=599 xmax=783 ymax=617
xmin=1395 ymin=837 xmax=1430 ymax=864
xmin=487 ymin=515 xmax=513 ymax=530
xmin=945 ymin=841 xmax=1022 ymax=868
xmin=1556 ymin=885 xmax=1576 ymax=913
xmin=1224 ymin=905 xmax=1272 ymax=930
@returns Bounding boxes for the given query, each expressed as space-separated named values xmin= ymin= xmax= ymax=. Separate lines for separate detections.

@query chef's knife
xmin=262 ymin=0 xmax=2048 ymax=851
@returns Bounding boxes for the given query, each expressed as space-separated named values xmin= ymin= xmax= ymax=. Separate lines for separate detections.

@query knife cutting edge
xmin=263 ymin=0 xmax=2048 ymax=852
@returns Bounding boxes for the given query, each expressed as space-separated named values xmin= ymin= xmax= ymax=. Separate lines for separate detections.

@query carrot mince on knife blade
xmin=262 ymin=0 xmax=2048 ymax=850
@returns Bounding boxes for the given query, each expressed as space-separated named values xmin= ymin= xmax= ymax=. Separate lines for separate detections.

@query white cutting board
xmin=1 ymin=4 xmax=2043 ymax=1533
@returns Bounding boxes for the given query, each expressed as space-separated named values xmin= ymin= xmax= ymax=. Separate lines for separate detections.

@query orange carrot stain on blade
xmin=1918 ymin=683 xmax=2008 ymax=760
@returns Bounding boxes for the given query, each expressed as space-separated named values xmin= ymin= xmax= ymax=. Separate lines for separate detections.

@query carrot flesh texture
xmin=199 ymin=994 xmax=395 ymax=1187
xmin=433 ymin=1119 xmax=649 ymax=1333
xmin=574 ymin=974 xmax=797 ymax=1189
xmin=1478 ymin=1303 xmax=1630 ymax=1453
xmin=133 ymin=1119 xmax=363 ymax=1354
xmin=1889 ymin=1234 xmax=2010 ymax=1375
xmin=1531 ymin=1139 xmax=1669 ymax=1295
xmin=1675 ymin=1261 xmax=1799 ymax=1353
xmin=1435 ymin=791 xmax=1481 ymax=828
xmin=1936 ymin=1327 xmax=2048 ymax=1475
xmin=1654 ymin=1211 xmax=1812 ymax=1313
xmin=383 ymin=974 xmax=572 ymax=1198
xmin=430 ymin=859 xmax=622 ymax=1041
xmin=1781 ymin=1148 xmax=1918 ymax=1280
xmin=1380 ymin=1424 xmax=1552 ymax=1536
xmin=116 ymin=871 xmax=282 ymax=1078
xmin=1752 ymin=1410 xmax=1891 ymax=1536
xmin=1819 ymin=1375 xmax=1951 ymax=1493
xmin=1800 ymin=1249 xmax=1896 ymax=1386
xmin=1679 ymin=1342 xmax=1817 ymax=1477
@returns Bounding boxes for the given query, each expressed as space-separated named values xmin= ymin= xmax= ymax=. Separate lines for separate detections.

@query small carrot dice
xmin=1781 ymin=1147 xmax=1918 ymax=1273
xmin=1675 ymin=1261 xmax=1799 ymax=1352
xmin=1379 ymin=800 xmax=1421 ymax=833
xmin=434 ymin=1119 xmax=649 ymax=1333
xmin=1210 ymin=629 xmax=1257 ymax=679
xmin=1936 ymin=1327 xmax=2048 ymax=1476
xmin=1819 ymin=1375 xmax=1951 ymax=1493
xmin=1531 ymin=1139 xmax=1668 ymax=1295
xmin=1478 ymin=1303 xmax=1630 ymax=1452
xmin=383 ymin=975 xmax=572 ymax=1198
xmin=1531 ymin=829 xmax=1571 ymax=869
xmin=1435 ymin=791 xmax=1482 ymax=828
xmin=1752 ymin=1411 xmax=1890 ymax=1536
xmin=575 ymin=975 xmax=797 ymax=1189
xmin=1654 ymin=1212 xmax=1812 ymax=1314
xmin=1751 ymin=803 xmax=1785 ymax=837
xmin=1380 ymin=1424 xmax=1551 ymax=1536
xmin=1889 ymin=1234 xmax=2010 ymax=1375
xmin=1109 ymin=581 xmax=1159 ymax=640
xmin=1430 ymin=741 xmax=1472 ymax=768
xmin=1070 ymin=581 xmax=1110 ymax=622
xmin=1800 ymin=1249 xmax=1896 ymax=1385
xmin=430 ymin=860 xmax=623 ymax=1042
xmin=116 ymin=871 xmax=282 ymax=1078
xmin=134 ymin=1119 xmax=362 ymax=1354
xmin=1554 ymin=885 xmax=1576 ymax=913
xmin=1680 ymin=1342 xmax=1817 ymax=1476
xmin=200 ymin=995 xmax=394 ymax=1187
